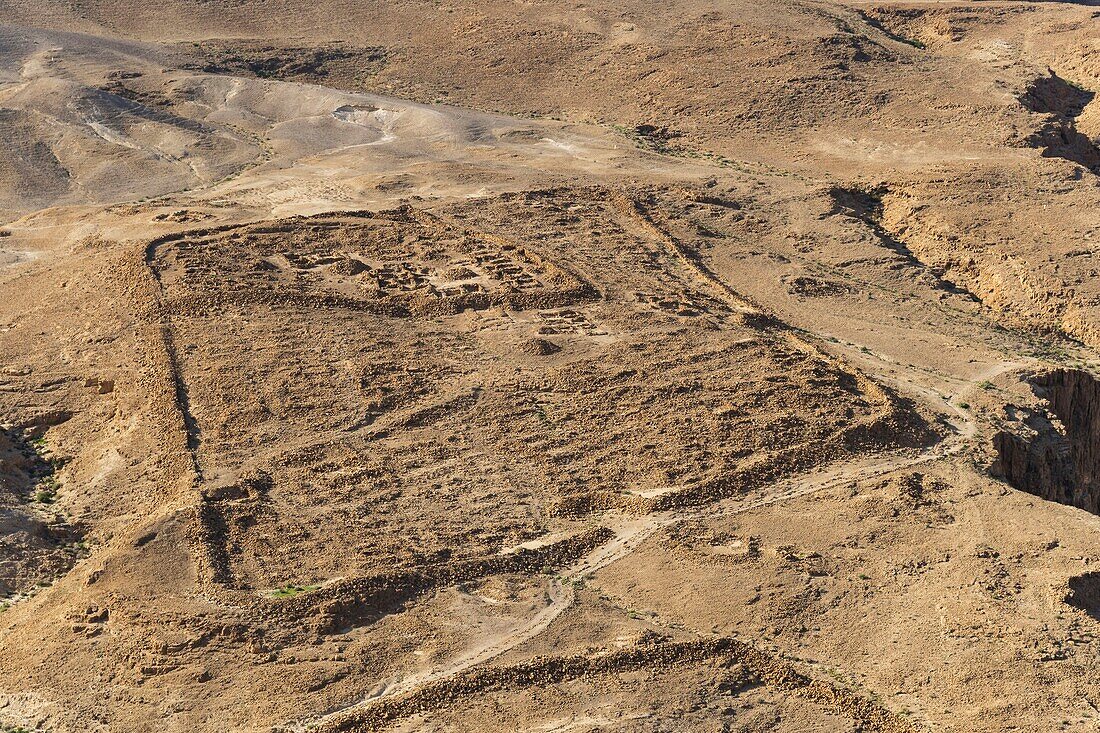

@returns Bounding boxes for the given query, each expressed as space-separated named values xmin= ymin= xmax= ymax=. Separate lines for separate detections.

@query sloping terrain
xmin=2 ymin=2 xmax=1100 ymax=732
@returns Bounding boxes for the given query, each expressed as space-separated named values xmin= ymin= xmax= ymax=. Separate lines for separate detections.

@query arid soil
xmin=3 ymin=2 xmax=1100 ymax=732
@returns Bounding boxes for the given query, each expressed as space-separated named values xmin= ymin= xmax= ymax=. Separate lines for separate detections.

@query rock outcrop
xmin=993 ymin=369 xmax=1100 ymax=514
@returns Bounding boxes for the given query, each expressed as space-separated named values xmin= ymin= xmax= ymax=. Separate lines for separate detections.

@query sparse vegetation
xmin=268 ymin=584 xmax=321 ymax=599
xmin=24 ymin=437 xmax=62 ymax=505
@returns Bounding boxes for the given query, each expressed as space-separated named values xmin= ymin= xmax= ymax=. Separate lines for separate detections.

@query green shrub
xmin=269 ymin=584 xmax=320 ymax=599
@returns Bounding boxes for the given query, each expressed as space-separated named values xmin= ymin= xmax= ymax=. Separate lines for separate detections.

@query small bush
xmin=269 ymin=584 xmax=320 ymax=599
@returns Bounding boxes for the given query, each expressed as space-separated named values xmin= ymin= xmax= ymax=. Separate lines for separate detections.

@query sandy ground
xmin=2 ymin=2 xmax=1100 ymax=732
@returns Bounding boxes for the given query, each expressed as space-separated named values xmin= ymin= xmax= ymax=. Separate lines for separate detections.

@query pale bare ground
xmin=3 ymin=3 xmax=1100 ymax=732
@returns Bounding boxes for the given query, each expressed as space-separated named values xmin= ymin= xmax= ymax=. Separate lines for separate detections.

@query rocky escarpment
xmin=1020 ymin=72 xmax=1100 ymax=174
xmin=993 ymin=370 xmax=1100 ymax=514
xmin=1066 ymin=571 xmax=1100 ymax=620
xmin=0 ymin=427 xmax=84 ymax=596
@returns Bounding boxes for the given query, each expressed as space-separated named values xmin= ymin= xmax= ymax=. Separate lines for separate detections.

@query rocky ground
xmin=2 ymin=1 xmax=1100 ymax=731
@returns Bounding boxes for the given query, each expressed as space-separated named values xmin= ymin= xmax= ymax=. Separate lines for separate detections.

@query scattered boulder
xmin=520 ymin=337 xmax=561 ymax=356
xmin=329 ymin=257 xmax=368 ymax=276
xmin=442 ymin=265 xmax=478 ymax=280
xmin=84 ymin=377 xmax=115 ymax=394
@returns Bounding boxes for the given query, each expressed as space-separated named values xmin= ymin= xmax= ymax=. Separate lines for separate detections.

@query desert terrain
xmin=2 ymin=1 xmax=1100 ymax=731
